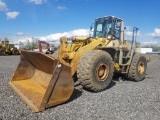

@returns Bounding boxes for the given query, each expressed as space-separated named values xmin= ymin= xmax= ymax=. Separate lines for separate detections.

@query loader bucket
xmin=9 ymin=51 xmax=74 ymax=112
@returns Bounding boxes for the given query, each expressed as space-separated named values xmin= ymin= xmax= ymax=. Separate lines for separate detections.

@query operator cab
xmin=93 ymin=16 xmax=123 ymax=40
xmin=2 ymin=40 xmax=9 ymax=47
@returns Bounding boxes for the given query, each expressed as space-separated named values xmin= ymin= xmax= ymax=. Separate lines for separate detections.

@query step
xmin=121 ymin=71 xmax=128 ymax=74
xmin=119 ymin=64 xmax=130 ymax=66
xmin=122 ymin=56 xmax=131 ymax=58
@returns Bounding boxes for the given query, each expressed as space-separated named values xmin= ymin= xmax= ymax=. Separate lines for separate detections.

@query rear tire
xmin=12 ymin=50 xmax=19 ymax=55
xmin=77 ymin=50 xmax=114 ymax=92
xmin=128 ymin=53 xmax=147 ymax=81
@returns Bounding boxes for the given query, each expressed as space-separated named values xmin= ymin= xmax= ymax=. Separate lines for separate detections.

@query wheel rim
xmin=96 ymin=62 xmax=109 ymax=81
xmin=138 ymin=61 xmax=145 ymax=75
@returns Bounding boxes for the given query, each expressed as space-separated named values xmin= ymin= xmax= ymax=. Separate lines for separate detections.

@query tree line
xmin=25 ymin=39 xmax=38 ymax=50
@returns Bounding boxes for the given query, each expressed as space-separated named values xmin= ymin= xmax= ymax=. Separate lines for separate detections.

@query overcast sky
xmin=0 ymin=0 xmax=160 ymax=45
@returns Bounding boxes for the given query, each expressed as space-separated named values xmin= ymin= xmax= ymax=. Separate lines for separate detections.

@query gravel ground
xmin=0 ymin=54 xmax=160 ymax=120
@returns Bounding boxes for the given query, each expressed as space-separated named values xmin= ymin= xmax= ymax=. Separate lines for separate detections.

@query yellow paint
xmin=138 ymin=62 xmax=145 ymax=75
xmin=62 ymin=52 xmax=76 ymax=59
xmin=114 ymin=63 xmax=121 ymax=71
xmin=57 ymin=37 xmax=112 ymax=75
xmin=12 ymin=80 xmax=45 ymax=94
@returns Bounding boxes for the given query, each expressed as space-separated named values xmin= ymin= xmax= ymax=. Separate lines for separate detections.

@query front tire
xmin=128 ymin=53 xmax=147 ymax=81
xmin=77 ymin=50 xmax=114 ymax=92
xmin=0 ymin=49 xmax=6 ymax=55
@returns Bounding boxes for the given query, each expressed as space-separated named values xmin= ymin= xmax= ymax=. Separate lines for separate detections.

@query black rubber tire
xmin=9 ymin=51 xmax=12 ymax=55
xmin=0 ymin=49 xmax=2 ymax=55
xmin=128 ymin=53 xmax=147 ymax=82
xmin=0 ymin=49 xmax=6 ymax=55
xmin=12 ymin=50 xmax=19 ymax=55
xmin=50 ymin=51 xmax=54 ymax=54
xmin=77 ymin=50 xmax=114 ymax=92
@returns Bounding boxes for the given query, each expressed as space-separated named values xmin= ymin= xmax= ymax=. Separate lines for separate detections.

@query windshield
xmin=6 ymin=41 xmax=9 ymax=45
xmin=93 ymin=17 xmax=113 ymax=38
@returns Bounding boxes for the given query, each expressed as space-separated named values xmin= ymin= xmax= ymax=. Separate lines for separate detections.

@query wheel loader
xmin=0 ymin=40 xmax=19 ymax=55
xmin=9 ymin=16 xmax=147 ymax=112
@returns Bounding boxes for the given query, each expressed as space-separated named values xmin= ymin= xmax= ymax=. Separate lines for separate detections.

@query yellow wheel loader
xmin=9 ymin=16 xmax=147 ymax=112
xmin=0 ymin=40 xmax=19 ymax=55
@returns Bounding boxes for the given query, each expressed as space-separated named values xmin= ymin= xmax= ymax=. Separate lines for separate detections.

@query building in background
xmin=10 ymin=41 xmax=25 ymax=49
xmin=137 ymin=48 xmax=153 ymax=54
